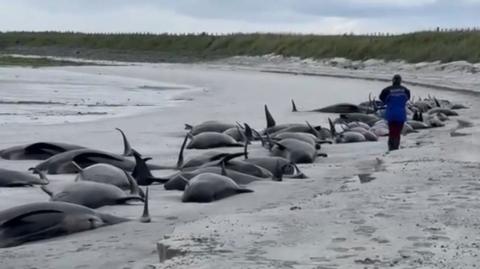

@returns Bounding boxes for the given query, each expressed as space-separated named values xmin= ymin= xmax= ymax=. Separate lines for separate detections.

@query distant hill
xmin=1 ymin=31 xmax=479 ymax=63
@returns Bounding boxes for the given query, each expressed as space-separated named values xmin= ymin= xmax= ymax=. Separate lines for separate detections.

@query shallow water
xmin=54 ymin=63 xmax=468 ymax=128
xmin=0 ymin=67 xmax=198 ymax=125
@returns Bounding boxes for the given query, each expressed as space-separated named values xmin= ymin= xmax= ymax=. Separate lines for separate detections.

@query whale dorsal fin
xmin=328 ymin=118 xmax=336 ymax=137
xmin=116 ymin=128 xmax=133 ymax=157
xmin=264 ymin=105 xmax=276 ymax=128
xmin=291 ymin=99 xmax=298 ymax=112
xmin=243 ymin=123 xmax=253 ymax=142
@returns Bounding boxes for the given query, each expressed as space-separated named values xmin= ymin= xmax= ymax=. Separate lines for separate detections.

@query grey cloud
xmin=0 ymin=0 xmax=479 ymax=33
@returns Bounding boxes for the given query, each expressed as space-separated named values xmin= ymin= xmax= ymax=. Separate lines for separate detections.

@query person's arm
xmin=379 ymin=87 xmax=389 ymax=103
xmin=405 ymin=87 xmax=411 ymax=100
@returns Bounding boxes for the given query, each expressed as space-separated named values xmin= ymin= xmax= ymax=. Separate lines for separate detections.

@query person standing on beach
xmin=379 ymin=74 xmax=411 ymax=151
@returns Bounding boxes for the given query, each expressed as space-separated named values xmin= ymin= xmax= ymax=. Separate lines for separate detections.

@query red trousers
xmin=388 ymin=121 xmax=404 ymax=151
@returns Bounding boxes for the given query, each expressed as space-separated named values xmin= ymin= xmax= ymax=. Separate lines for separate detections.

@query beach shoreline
xmin=0 ymin=61 xmax=479 ymax=269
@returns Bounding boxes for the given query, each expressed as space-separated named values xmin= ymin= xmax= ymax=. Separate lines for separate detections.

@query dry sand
xmin=0 ymin=62 xmax=479 ymax=269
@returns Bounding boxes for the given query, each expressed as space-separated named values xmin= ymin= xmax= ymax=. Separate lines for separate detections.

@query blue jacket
xmin=379 ymin=85 xmax=411 ymax=122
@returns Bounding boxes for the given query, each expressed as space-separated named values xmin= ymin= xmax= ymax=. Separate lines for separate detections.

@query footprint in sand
xmin=354 ymin=226 xmax=377 ymax=237
xmin=372 ymin=237 xmax=390 ymax=244
xmin=327 ymin=247 xmax=350 ymax=253
xmin=413 ymin=242 xmax=434 ymax=248
xmin=374 ymin=212 xmax=394 ymax=218
xmin=350 ymin=219 xmax=366 ymax=225
xmin=331 ymin=237 xmax=347 ymax=243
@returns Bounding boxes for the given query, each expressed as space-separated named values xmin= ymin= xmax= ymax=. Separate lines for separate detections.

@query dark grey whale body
xmin=0 ymin=142 xmax=85 ymax=160
xmin=0 ymin=202 xmax=127 ymax=248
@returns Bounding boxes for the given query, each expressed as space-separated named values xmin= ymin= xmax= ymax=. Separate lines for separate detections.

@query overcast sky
xmin=0 ymin=0 xmax=479 ymax=34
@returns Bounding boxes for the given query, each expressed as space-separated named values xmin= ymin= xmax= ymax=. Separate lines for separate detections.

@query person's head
xmin=392 ymin=74 xmax=402 ymax=86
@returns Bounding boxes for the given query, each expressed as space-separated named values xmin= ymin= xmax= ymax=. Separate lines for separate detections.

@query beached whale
xmin=164 ymin=166 xmax=266 ymax=191
xmin=291 ymin=99 xmax=365 ymax=114
xmin=263 ymin=105 xmax=331 ymax=139
xmin=185 ymin=121 xmax=235 ymax=135
xmin=0 ymin=168 xmax=48 ymax=187
xmin=0 ymin=202 xmax=128 ymax=248
xmin=41 ymin=181 xmax=144 ymax=209
xmin=271 ymin=138 xmax=326 ymax=164
xmin=0 ymin=142 xmax=85 ymax=160
xmin=34 ymin=149 xmax=162 ymax=174
xmin=186 ymin=132 xmax=244 ymax=149
xmin=427 ymin=107 xmax=459 ymax=116
xmin=182 ymin=173 xmax=253 ymax=203
xmin=329 ymin=118 xmax=369 ymax=143
xmin=73 ymin=162 xmax=143 ymax=197
xmin=337 ymin=113 xmax=381 ymax=127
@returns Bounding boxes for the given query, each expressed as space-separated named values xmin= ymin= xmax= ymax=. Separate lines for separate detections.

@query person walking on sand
xmin=379 ymin=74 xmax=411 ymax=151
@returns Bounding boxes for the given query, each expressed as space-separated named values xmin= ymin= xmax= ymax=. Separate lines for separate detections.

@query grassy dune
xmin=1 ymin=31 xmax=480 ymax=63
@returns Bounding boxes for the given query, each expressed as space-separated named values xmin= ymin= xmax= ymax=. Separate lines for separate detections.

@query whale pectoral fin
xmin=176 ymin=133 xmax=190 ymax=169
xmin=131 ymin=149 xmax=156 ymax=186
xmin=273 ymin=142 xmax=287 ymax=151
xmin=306 ymin=121 xmax=320 ymax=138
xmin=236 ymin=188 xmax=254 ymax=194
xmin=115 ymin=196 xmax=144 ymax=205
xmin=140 ymin=187 xmax=151 ymax=223
xmin=40 ymin=185 xmax=54 ymax=197
xmin=272 ymin=160 xmax=284 ymax=182
xmin=218 ymin=152 xmax=246 ymax=164
xmin=71 ymin=161 xmax=84 ymax=174
xmin=328 ymin=118 xmax=336 ymax=137
xmin=149 ymin=177 xmax=170 ymax=184
xmin=124 ymin=170 xmax=142 ymax=196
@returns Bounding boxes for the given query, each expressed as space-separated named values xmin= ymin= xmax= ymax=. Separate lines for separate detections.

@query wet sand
xmin=0 ymin=63 xmax=479 ymax=269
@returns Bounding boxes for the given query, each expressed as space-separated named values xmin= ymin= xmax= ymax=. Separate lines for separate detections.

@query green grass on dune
xmin=1 ymin=31 xmax=480 ymax=63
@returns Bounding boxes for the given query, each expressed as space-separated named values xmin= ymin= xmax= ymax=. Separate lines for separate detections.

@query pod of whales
xmin=0 ymin=92 xmax=469 ymax=248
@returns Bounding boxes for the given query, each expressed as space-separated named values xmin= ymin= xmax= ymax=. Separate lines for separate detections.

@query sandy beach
xmin=0 ymin=61 xmax=479 ymax=269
